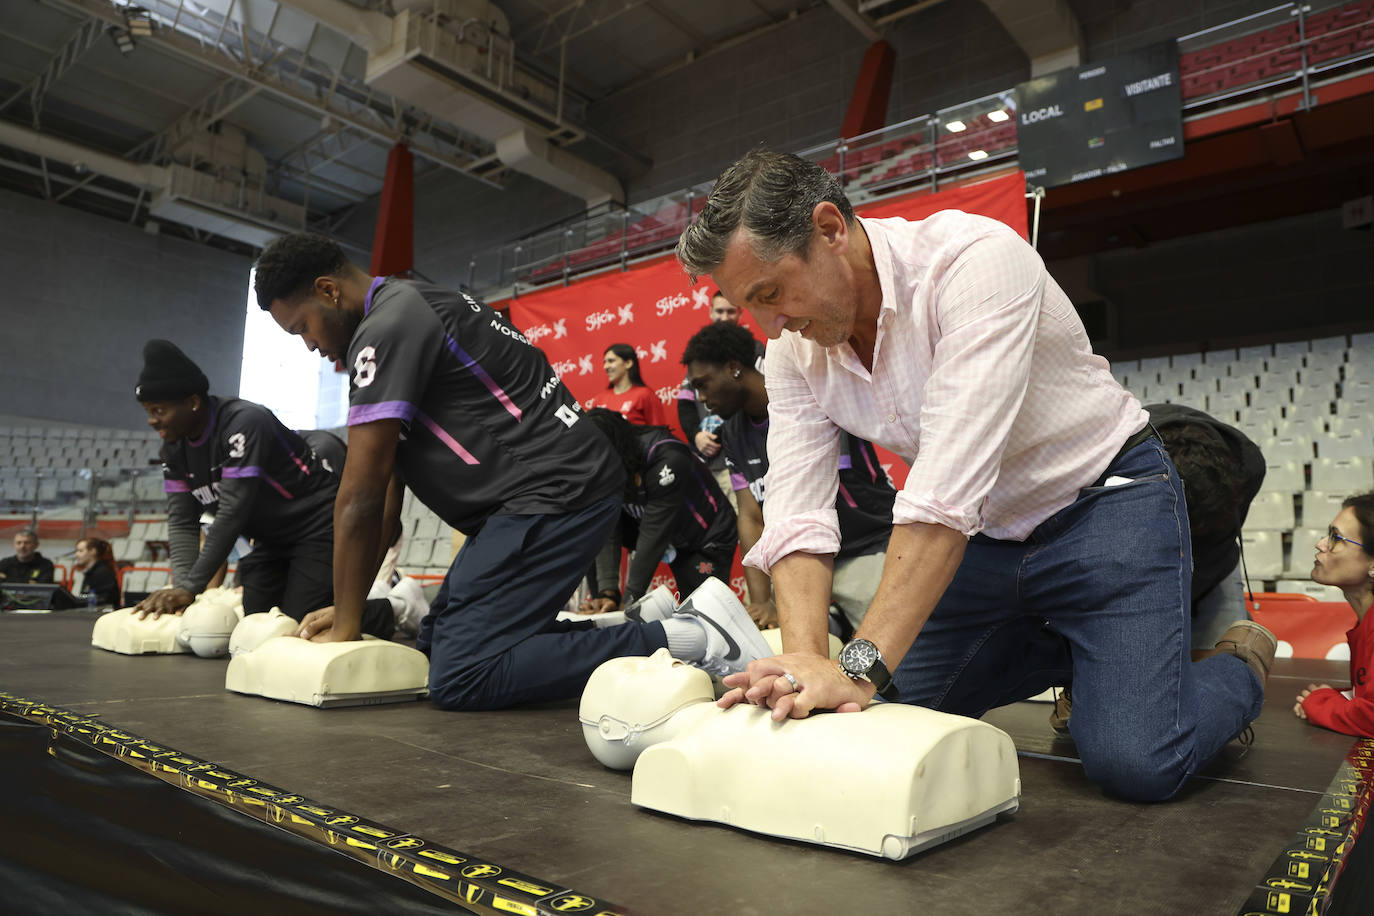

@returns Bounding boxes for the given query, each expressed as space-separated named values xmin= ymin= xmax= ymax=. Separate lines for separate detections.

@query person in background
xmin=681 ymin=321 xmax=893 ymax=633
xmin=582 ymin=408 xmax=737 ymax=614
xmin=676 ymin=291 xmax=765 ymax=505
xmin=1148 ymin=404 xmax=1266 ymax=652
xmin=132 ymin=339 xmax=402 ymax=637
xmin=73 ymin=537 xmax=120 ymax=607
xmin=0 ymin=529 xmax=54 ymax=584
xmin=587 ymin=343 xmax=667 ymax=426
xmin=1294 ymin=493 xmax=1374 ymax=737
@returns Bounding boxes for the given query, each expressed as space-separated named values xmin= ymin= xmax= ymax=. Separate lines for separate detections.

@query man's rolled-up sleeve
xmin=895 ymin=231 xmax=1043 ymax=536
xmin=743 ymin=339 xmax=842 ymax=573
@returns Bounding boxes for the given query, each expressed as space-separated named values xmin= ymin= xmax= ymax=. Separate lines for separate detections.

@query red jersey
xmin=587 ymin=385 xmax=666 ymax=427
xmin=1302 ymin=608 xmax=1374 ymax=738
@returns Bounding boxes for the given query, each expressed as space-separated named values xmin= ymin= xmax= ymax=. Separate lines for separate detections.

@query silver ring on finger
xmin=781 ymin=671 xmax=800 ymax=693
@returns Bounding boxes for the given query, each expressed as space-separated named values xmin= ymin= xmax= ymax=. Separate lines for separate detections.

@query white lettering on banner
xmin=539 ymin=374 xmax=561 ymax=400
xmin=1124 ymin=72 xmax=1173 ymax=96
xmin=618 ymin=302 xmax=635 ymax=325
xmin=551 ymin=359 xmax=578 ymax=377
xmin=1079 ymin=66 xmax=1106 ymax=79
xmin=649 ymin=340 xmax=668 ymax=363
xmin=655 ymin=293 xmax=690 ymax=317
xmin=490 ymin=319 xmax=529 ymax=344
xmin=1148 ymin=135 xmax=1176 ymax=149
xmin=1020 ymin=104 xmax=1064 ymax=124
xmin=553 ymin=318 xmax=567 ymax=339
xmin=1071 ymin=167 xmax=1103 ymax=182
xmin=655 ymin=385 xmax=677 ymax=405
xmin=691 ymin=287 xmax=711 ymax=310
xmin=577 ymin=354 xmax=595 ymax=375
xmin=526 ymin=323 xmax=553 ymax=344
xmin=585 ymin=309 xmax=616 ymax=332
xmin=1025 ymin=167 xmax=1047 ymax=178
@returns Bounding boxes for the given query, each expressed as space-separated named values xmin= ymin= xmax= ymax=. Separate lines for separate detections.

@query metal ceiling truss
xmin=0 ymin=16 xmax=106 ymax=128
xmin=38 ymin=0 xmax=506 ymax=192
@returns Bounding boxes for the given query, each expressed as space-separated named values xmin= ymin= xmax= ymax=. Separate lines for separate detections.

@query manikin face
xmin=686 ymin=360 xmax=747 ymax=419
xmin=709 ymin=294 xmax=740 ymax=324
xmin=712 ymin=214 xmax=860 ymax=347
xmin=13 ymin=532 xmax=37 ymax=562
xmin=75 ymin=540 xmax=95 ymax=566
xmin=268 ymin=284 xmax=359 ymax=366
xmin=603 ymin=350 xmax=633 ymax=386
xmin=142 ymin=397 xmax=200 ymax=442
xmin=1312 ymin=507 xmax=1372 ymax=588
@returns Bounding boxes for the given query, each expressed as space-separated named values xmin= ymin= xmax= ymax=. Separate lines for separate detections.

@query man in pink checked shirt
xmin=674 ymin=149 xmax=1276 ymax=802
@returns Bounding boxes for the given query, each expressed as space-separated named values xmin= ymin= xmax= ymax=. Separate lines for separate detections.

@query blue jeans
xmin=417 ymin=496 xmax=668 ymax=710
xmin=893 ymin=437 xmax=1264 ymax=802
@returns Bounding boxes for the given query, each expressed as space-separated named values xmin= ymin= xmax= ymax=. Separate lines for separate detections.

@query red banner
xmin=499 ymin=171 xmax=1027 ymax=599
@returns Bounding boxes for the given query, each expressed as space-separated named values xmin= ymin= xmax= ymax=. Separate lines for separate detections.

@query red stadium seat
xmin=1248 ymin=592 xmax=1356 ymax=660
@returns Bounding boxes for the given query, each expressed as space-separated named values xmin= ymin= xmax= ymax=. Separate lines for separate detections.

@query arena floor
xmin=0 ymin=612 xmax=1367 ymax=915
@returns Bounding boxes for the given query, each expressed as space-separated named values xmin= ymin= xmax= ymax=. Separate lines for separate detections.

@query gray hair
xmin=14 ymin=527 xmax=37 ymax=540
xmin=675 ymin=148 xmax=856 ymax=281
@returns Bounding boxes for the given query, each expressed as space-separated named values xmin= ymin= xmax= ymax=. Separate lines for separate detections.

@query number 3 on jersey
xmin=354 ymin=346 xmax=378 ymax=388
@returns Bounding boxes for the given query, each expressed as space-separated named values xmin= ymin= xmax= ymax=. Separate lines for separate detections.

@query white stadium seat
xmin=1258 ymin=460 xmax=1305 ymax=494
xmin=1309 ymin=456 xmax=1374 ymax=497
xmin=1240 ymin=530 xmax=1284 ymax=579
xmin=1282 ymin=529 xmax=1327 ymax=577
xmin=1243 ymin=491 xmax=1295 ymax=530
xmin=1300 ymin=491 xmax=1348 ymax=528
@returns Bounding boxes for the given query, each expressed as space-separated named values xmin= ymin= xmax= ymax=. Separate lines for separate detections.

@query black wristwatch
xmin=838 ymin=638 xmax=900 ymax=701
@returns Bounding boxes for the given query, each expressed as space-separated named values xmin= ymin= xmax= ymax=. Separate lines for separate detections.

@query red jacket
xmin=1302 ymin=609 xmax=1374 ymax=738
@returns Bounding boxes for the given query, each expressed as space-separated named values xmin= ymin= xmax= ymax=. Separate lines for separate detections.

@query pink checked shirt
xmin=746 ymin=211 xmax=1147 ymax=572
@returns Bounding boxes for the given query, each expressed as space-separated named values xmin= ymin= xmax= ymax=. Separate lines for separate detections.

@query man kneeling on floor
xmin=677 ymin=149 xmax=1276 ymax=803
xmin=254 ymin=233 xmax=768 ymax=710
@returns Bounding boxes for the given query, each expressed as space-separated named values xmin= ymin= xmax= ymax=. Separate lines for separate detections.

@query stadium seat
xmin=1319 ymin=430 xmax=1374 ymax=460
xmin=1258 ymin=459 xmax=1305 ymax=494
xmin=1300 ymin=491 xmax=1348 ymax=527
xmin=1242 ymin=490 xmax=1295 ymax=530
xmin=1240 ymin=530 xmax=1284 ymax=579
xmin=1247 ymin=593 xmax=1355 ymax=659
xmin=1310 ymin=456 xmax=1373 ymax=496
xmin=1283 ymin=528 xmax=1325 ymax=577
xmin=1274 ymin=578 xmax=1346 ymax=603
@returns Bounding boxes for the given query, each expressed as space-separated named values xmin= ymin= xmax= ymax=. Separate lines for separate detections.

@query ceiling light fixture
xmin=987 ymin=109 xmax=1010 ymax=122
xmin=945 ymin=120 xmax=967 ymax=132
xmin=968 ymin=150 xmax=988 ymax=160
xmin=124 ymin=7 xmax=155 ymax=37
xmin=107 ymin=24 xmax=136 ymax=56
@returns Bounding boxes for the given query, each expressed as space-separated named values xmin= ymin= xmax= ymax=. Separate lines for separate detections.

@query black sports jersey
xmin=722 ymin=413 xmax=893 ymax=559
xmin=346 ymin=278 xmax=623 ymax=534
xmin=160 ymin=396 xmax=337 ymax=592
xmin=614 ymin=428 xmax=736 ymax=602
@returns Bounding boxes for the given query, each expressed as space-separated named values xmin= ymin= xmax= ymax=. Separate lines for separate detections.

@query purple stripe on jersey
xmin=349 ymin=400 xmax=416 ymax=425
xmin=730 ymin=472 xmax=749 ymax=492
xmin=416 ymin=410 xmax=479 ymax=465
xmin=363 ymin=276 xmax=386 ymax=317
xmin=838 ymin=455 xmax=853 ymax=471
xmin=164 ymin=480 xmax=190 ymax=493
xmin=689 ymin=505 xmax=709 ymax=530
xmin=273 ymin=425 xmax=309 ymax=474
xmin=222 ymin=466 xmax=293 ymax=500
xmin=837 ymin=481 xmax=858 ymax=508
xmin=678 ymin=387 xmax=696 ymax=401
xmin=444 ymin=335 xmax=523 ymax=422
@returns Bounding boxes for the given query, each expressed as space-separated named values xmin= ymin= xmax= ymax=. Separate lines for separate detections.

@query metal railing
xmin=465 ymin=0 xmax=1374 ymax=302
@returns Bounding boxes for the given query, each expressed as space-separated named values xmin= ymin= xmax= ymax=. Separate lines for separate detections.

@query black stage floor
xmin=0 ymin=613 xmax=1367 ymax=915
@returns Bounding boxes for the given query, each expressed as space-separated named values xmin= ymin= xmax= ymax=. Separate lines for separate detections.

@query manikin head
xmin=579 ymin=648 xmax=713 ymax=769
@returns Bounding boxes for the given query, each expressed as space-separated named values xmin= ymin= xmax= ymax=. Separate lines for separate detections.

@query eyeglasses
xmin=1323 ymin=526 xmax=1368 ymax=552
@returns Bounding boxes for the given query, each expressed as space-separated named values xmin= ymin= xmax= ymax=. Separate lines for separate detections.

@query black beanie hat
xmin=135 ymin=339 xmax=210 ymax=403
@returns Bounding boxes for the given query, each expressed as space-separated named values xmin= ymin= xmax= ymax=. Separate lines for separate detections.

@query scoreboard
xmin=1014 ymin=41 xmax=1184 ymax=189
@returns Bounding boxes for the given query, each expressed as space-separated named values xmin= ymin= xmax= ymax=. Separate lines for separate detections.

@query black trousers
xmin=237 ymin=535 xmax=395 ymax=639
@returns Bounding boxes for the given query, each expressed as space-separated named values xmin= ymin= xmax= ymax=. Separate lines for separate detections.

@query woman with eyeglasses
xmin=1294 ymin=492 xmax=1374 ymax=735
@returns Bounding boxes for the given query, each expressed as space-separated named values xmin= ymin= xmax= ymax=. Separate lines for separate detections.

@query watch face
xmin=841 ymin=639 xmax=878 ymax=675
